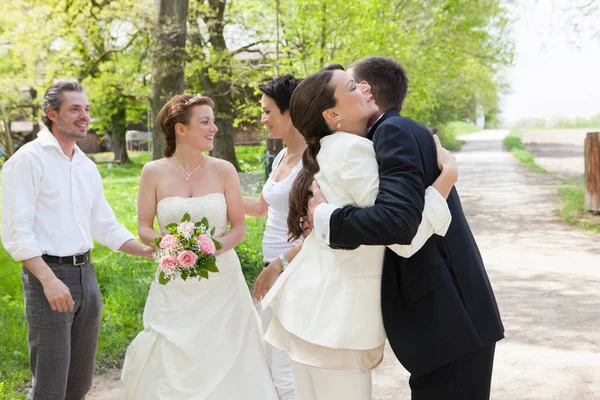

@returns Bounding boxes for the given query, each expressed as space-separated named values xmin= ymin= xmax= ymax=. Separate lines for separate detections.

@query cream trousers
xmin=290 ymin=360 xmax=372 ymax=400
xmin=256 ymin=301 xmax=299 ymax=399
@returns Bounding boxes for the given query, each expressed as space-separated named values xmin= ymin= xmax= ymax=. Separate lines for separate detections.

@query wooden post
xmin=265 ymin=138 xmax=284 ymax=177
xmin=585 ymin=131 xmax=600 ymax=213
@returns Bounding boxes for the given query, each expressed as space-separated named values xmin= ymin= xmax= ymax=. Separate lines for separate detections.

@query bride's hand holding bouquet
xmin=152 ymin=213 xmax=223 ymax=285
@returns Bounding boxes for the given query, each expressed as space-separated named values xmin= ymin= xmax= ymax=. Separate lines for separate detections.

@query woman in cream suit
xmin=262 ymin=66 xmax=459 ymax=400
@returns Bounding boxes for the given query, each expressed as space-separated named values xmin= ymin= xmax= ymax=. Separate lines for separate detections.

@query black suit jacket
xmin=329 ymin=110 xmax=504 ymax=375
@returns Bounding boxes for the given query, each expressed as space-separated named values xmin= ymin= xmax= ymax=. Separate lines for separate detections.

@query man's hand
xmin=307 ymin=180 xmax=327 ymax=228
xmin=252 ymin=260 xmax=282 ymax=300
xmin=142 ymin=245 xmax=155 ymax=259
xmin=42 ymin=277 xmax=74 ymax=312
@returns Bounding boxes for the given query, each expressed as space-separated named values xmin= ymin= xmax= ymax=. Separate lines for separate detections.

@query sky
xmin=499 ymin=0 xmax=600 ymax=125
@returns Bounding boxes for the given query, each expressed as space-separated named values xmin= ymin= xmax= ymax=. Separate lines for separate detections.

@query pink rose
xmin=197 ymin=234 xmax=216 ymax=255
xmin=160 ymin=256 xmax=179 ymax=275
xmin=177 ymin=250 xmax=198 ymax=268
xmin=159 ymin=235 xmax=178 ymax=250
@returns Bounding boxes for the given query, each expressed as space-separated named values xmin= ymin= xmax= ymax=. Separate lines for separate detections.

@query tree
xmin=185 ymin=0 xmax=263 ymax=170
xmin=151 ymin=0 xmax=189 ymax=160
xmin=0 ymin=0 xmax=153 ymax=162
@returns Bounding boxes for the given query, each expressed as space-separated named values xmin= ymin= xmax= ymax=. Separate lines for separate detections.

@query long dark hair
xmin=287 ymin=68 xmax=340 ymax=240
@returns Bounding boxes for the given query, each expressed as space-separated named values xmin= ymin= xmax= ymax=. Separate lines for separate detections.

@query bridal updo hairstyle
xmin=156 ymin=94 xmax=215 ymax=157
xmin=287 ymin=65 xmax=344 ymax=241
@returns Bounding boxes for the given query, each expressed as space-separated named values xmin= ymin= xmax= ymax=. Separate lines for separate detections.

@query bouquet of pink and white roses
xmin=152 ymin=213 xmax=223 ymax=285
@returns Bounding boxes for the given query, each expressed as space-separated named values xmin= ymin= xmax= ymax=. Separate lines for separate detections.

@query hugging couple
xmin=257 ymin=57 xmax=504 ymax=400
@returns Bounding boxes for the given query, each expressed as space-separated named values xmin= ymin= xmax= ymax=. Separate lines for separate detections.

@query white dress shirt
xmin=1 ymin=128 xmax=135 ymax=261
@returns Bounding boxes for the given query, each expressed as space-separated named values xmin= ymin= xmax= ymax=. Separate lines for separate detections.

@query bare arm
xmin=216 ymin=163 xmax=247 ymax=254
xmin=243 ymin=194 xmax=269 ymax=218
xmin=137 ymin=163 xmax=162 ymax=246
xmin=118 ymin=239 xmax=154 ymax=258
xmin=252 ymin=236 xmax=306 ymax=300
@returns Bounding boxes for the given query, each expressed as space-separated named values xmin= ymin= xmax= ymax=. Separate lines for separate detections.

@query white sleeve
xmin=1 ymin=153 xmax=43 ymax=261
xmin=387 ymin=186 xmax=451 ymax=258
xmin=313 ymin=203 xmax=338 ymax=245
xmin=90 ymin=170 xmax=135 ymax=251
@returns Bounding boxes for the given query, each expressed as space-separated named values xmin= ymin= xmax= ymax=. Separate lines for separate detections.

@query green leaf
xmin=201 ymin=217 xmax=209 ymax=229
xmin=210 ymin=227 xmax=216 ymax=236
xmin=151 ymin=237 xmax=162 ymax=248
xmin=181 ymin=270 xmax=188 ymax=280
xmin=165 ymin=223 xmax=178 ymax=231
xmin=198 ymin=269 xmax=209 ymax=279
xmin=212 ymin=238 xmax=223 ymax=250
xmin=182 ymin=213 xmax=191 ymax=222
xmin=204 ymin=257 xmax=219 ymax=273
xmin=158 ymin=271 xmax=170 ymax=285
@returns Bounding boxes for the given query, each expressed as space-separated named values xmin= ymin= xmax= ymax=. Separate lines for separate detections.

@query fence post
xmin=585 ymin=131 xmax=600 ymax=213
xmin=265 ymin=138 xmax=284 ymax=178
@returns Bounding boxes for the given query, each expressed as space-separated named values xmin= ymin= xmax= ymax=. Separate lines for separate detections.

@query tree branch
xmin=230 ymin=40 xmax=269 ymax=56
xmin=79 ymin=31 xmax=142 ymax=81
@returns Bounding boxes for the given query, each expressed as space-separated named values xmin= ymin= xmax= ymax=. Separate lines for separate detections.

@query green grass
xmin=435 ymin=121 xmax=480 ymax=151
xmin=235 ymin=144 xmax=265 ymax=173
xmin=0 ymin=151 xmax=267 ymax=398
xmin=503 ymin=129 xmax=548 ymax=173
xmin=447 ymin=121 xmax=481 ymax=135
xmin=558 ymin=178 xmax=600 ymax=234
xmin=502 ymin=130 xmax=600 ymax=233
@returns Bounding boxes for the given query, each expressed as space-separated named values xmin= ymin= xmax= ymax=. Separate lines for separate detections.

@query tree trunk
xmin=266 ymin=138 xmax=283 ymax=176
xmin=201 ymin=0 xmax=241 ymax=171
xmin=151 ymin=0 xmax=188 ymax=160
xmin=212 ymin=110 xmax=241 ymax=171
xmin=110 ymin=102 xmax=131 ymax=164
xmin=0 ymin=103 xmax=14 ymax=160
xmin=585 ymin=131 xmax=600 ymax=213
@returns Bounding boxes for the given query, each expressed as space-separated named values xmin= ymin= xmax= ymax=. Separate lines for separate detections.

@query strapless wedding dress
xmin=121 ymin=193 xmax=278 ymax=399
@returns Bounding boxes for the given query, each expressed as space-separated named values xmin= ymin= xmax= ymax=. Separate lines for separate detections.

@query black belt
xmin=42 ymin=251 xmax=91 ymax=266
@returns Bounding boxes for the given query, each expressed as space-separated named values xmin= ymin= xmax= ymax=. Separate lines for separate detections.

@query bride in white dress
xmin=121 ymin=94 xmax=278 ymax=400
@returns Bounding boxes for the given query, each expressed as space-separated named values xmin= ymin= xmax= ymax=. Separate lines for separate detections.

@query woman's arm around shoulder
xmin=243 ymin=193 xmax=269 ymax=218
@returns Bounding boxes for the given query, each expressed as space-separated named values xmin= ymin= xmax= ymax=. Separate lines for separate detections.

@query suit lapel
xmin=367 ymin=109 xmax=400 ymax=141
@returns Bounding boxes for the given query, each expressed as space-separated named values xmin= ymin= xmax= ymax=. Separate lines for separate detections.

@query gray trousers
xmin=22 ymin=261 xmax=102 ymax=400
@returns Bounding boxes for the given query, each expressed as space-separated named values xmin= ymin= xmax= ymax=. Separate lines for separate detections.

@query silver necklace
xmin=174 ymin=156 xmax=205 ymax=181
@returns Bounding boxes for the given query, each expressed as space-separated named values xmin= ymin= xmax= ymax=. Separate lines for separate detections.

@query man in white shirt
xmin=2 ymin=80 xmax=154 ymax=400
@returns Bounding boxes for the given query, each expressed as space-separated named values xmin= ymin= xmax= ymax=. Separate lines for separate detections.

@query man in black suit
xmin=308 ymin=57 xmax=504 ymax=399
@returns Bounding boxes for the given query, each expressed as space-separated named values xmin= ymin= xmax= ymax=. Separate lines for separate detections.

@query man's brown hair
xmin=349 ymin=56 xmax=409 ymax=112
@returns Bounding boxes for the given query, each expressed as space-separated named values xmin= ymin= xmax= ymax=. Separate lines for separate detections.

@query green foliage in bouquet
xmin=152 ymin=213 xmax=223 ymax=285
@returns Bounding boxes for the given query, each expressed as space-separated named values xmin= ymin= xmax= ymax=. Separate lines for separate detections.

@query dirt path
xmin=88 ymin=130 xmax=600 ymax=399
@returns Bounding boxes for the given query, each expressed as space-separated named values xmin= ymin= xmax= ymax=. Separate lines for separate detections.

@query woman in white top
xmin=243 ymin=75 xmax=306 ymax=399
xmin=262 ymin=67 xmax=458 ymax=400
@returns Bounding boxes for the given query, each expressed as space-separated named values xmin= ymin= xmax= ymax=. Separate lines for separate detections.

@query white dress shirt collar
xmin=37 ymin=128 xmax=85 ymax=160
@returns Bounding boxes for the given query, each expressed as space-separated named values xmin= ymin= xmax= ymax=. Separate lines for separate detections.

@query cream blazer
xmin=263 ymin=132 xmax=451 ymax=350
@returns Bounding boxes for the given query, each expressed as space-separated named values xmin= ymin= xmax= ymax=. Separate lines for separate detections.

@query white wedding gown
xmin=121 ymin=194 xmax=278 ymax=400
